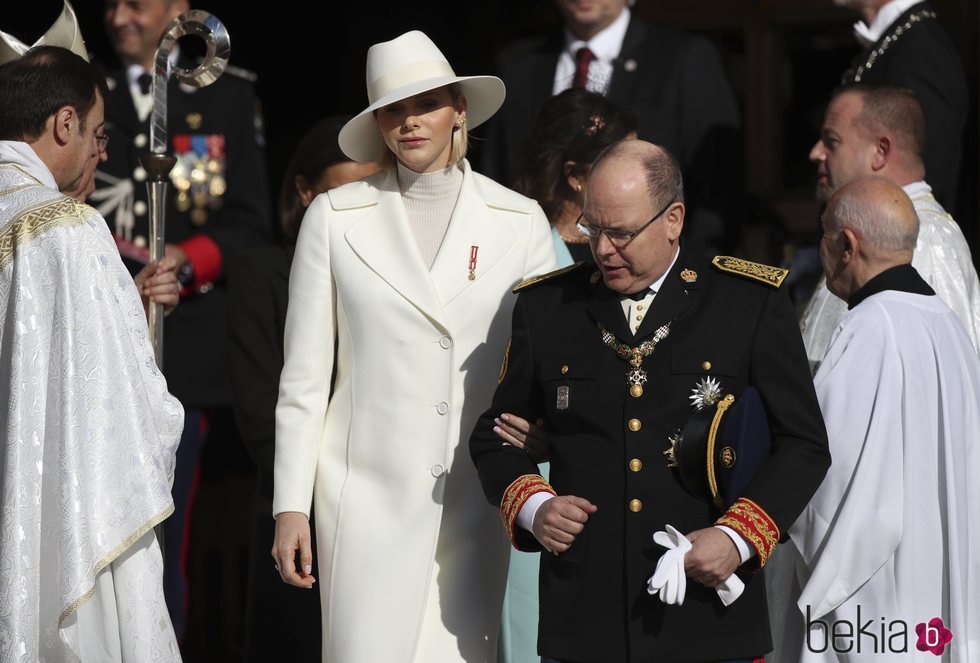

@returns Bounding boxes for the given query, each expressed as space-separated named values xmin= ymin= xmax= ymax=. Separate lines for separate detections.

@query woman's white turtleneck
xmin=397 ymin=161 xmax=463 ymax=270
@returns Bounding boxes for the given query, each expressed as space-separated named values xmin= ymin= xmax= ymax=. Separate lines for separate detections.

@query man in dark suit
xmin=838 ymin=0 xmax=968 ymax=219
xmin=478 ymin=0 xmax=742 ymax=253
xmin=470 ymin=140 xmax=829 ymax=662
xmin=93 ymin=0 xmax=272 ymax=647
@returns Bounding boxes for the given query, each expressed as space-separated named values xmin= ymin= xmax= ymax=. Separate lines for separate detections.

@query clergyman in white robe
xmin=788 ymin=266 xmax=980 ymax=662
xmin=0 ymin=141 xmax=183 ymax=662
xmin=799 ymin=180 xmax=980 ymax=374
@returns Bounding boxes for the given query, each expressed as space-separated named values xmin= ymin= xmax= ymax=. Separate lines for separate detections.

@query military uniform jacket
xmin=93 ymin=62 xmax=272 ymax=406
xmin=470 ymin=250 xmax=830 ymax=663
xmin=842 ymin=1 xmax=968 ymax=213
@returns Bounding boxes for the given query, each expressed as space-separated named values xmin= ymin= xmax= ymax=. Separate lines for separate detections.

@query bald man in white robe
xmin=787 ymin=177 xmax=980 ymax=662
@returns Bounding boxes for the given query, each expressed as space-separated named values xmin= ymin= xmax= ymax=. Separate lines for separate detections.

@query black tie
xmin=627 ymin=289 xmax=650 ymax=301
xmin=137 ymin=73 xmax=152 ymax=95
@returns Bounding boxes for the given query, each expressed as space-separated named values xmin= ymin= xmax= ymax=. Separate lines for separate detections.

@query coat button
xmin=133 ymin=166 xmax=147 ymax=182
xmin=436 ymin=402 xmax=449 ymax=415
xmin=629 ymin=458 xmax=642 ymax=472
xmin=629 ymin=499 xmax=642 ymax=512
xmin=628 ymin=418 xmax=641 ymax=432
xmin=439 ymin=336 xmax=452 ymax=349
xmin=702 ymin=361 xmax=712 ymax=371
xmin=431 ymin=464 xmax=445 ymax=477
xmin=560 ymin=365 xmax=569 ymax=375
xmin=134 ymin=133 xmax=148 ymax=148
xmin=133 ymin=200 xmax=147 ymax=216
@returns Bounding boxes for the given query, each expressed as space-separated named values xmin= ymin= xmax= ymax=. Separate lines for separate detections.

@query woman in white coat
xmin=271 ymin=31 xmax=557 ymax=663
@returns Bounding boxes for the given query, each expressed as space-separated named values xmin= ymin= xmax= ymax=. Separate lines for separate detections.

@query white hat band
xmin=368 ymin=59 xmax=457 ymax=104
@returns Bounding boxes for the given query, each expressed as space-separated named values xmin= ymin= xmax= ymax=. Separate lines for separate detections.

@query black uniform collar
xmin=847 ymin=263 xmax=935 ymax=309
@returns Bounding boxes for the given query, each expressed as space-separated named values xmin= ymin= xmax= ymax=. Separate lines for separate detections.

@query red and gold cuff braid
xmin=716 ymin=497 xmax=780 ymax=567
xmin=500 ymin=474 xmax=556 ymax=549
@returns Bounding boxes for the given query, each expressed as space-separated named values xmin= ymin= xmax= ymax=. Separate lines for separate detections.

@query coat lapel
xmin=608 ymin=17 xmax=648 ymax=106
xmin=429 ymin=162 xmax=518 ymax=306
xmin=586 ymin=282 xmax=633 ymax=345
xmin=636 ymin=246 xmax=697 ymax=340
xmin=344 ymin=171 xmax=447 ymax=328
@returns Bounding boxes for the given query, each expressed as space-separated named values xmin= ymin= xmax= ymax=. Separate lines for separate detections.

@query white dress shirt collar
xmin=852 ymin=0 xmax=923 ymax=46
xmin=563 ymin=7 xmax=631 ymax=65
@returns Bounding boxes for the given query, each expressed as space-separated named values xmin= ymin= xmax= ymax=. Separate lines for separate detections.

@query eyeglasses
xmin=577 ymin=197 xmax=676 ymax=245
xmin=95 ymin=132 xmax=109 ymax=152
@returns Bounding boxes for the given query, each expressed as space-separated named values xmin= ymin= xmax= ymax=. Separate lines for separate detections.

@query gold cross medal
xmin=599 ymin=322 xmax=671 ymax=398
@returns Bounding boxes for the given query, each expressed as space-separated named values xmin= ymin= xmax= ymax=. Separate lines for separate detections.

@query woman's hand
xmin=494 ymin=413 xmax=551 ymax=463
xmin=272 ymin=511 xmax=317 ymax=589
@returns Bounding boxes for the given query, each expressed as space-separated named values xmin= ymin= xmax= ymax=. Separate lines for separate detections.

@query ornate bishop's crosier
xmin=141 ymin=11 xmax=230 ymax=367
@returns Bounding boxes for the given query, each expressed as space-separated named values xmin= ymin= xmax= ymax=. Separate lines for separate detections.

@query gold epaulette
xmin=513 ymin=262 xmax=587 ymax=293
xmin=711 ymin=256 xmax=788 ymax=288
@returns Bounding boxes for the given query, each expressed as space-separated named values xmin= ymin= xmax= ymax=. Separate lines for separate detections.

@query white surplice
xmin=800 ymin=181 xmax=980 ymax=373
xmin=789 ymin=290 xmax=980 ymax=662
xmin=0 ymin=142 xmax=183 ymax=662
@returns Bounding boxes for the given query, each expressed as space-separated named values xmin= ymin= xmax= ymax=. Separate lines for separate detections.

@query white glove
xmin=647 ymin=524 xmax=746 ymax=606
xmin=647 ymin=524 xmax=692 ymax=605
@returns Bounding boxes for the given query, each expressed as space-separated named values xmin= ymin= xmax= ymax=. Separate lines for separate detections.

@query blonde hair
xmin=376 ymin=83 xmax=468 ymax=171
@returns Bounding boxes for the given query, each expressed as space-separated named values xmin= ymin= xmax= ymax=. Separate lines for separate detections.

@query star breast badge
xmin=689 ymin=376 xmax=723 ymax=411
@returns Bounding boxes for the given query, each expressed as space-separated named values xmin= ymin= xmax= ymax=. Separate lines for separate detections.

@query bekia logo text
xmin=806 ymin=606 xmax=953 ymax=656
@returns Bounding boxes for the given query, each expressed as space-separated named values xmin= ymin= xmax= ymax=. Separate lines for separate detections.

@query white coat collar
xmin=337 ymin=159 xmax=522 ymax=328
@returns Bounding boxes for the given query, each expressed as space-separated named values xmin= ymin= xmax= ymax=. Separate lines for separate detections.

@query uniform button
xmin=133 ymin=166 xmax=147 ymax=182
xmin=133 ymin=235 xmax=147 ymax=248
xmin=636 ymin=304 xmax=644 ymax=311
xmin=628 ymin=418 xmax=641 ymax=432
xmin=436 ymin=402 xmax=449 ymax=415
xmin=560 ymin=365 xmax=569 ymax=375
xmin=431 ymin=464 xmax=445 ymax=477
xmin=635 ymin=315 xmax=643 ymax=322
xmin=629 ymin=458 xmax=643 ymax=472
xmin=702 ymin=361 xmax=712 ymax=371
xmin=133 ymin=200 xmax=147 ymax=216
xmin=134 ymin=133 xmax=148 ymax=148
xmin=629 ymin=499 xmax=643 ymax=512
xmin=439 ymin=336 xmax=452 ymax=349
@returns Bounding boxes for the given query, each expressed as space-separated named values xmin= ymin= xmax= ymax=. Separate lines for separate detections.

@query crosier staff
xmin=141 ymin=10 xmax=230 ymax=367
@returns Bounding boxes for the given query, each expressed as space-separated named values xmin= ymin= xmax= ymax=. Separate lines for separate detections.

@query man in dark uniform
xmin=478 ymin=0 xmax=742 ymax=254
xmin=470 ymin=141 xmax=830 ymax=662
xmin=93 ymin=0 xmax=272 ymax=649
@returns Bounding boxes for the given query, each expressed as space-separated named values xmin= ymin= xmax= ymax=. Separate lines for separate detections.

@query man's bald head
xmin=592 ymin=139 xmax=684 ymax=210
xmin=820 ymin=176 xmax=918 ymax=300
xmin=584 ymin=140 xmax=685 ymax=294
xmin=825 ymin=176 xmax=918 ymax=253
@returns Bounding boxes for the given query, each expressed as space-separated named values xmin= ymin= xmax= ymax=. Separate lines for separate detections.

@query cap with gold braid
xmin=0 ymin=1 xmax=88 ymax=66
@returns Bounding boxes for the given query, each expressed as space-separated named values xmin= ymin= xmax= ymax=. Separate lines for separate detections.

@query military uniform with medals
xmin=93 ymin=59 xmax=273 ymax=406
xmin=470 ymin=251 xmax=830 ymax=663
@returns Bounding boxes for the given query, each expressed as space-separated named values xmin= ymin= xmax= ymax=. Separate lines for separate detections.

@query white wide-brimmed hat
xmin=338 ymin=30 xmax=505 ymax=163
